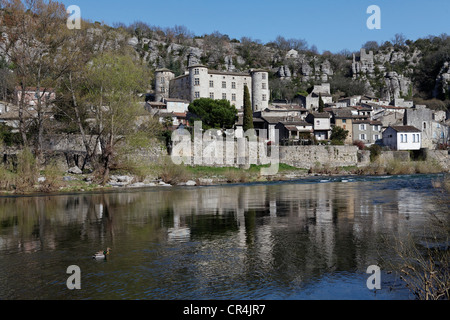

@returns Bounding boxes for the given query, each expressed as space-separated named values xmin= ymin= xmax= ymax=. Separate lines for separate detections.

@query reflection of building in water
xmin=167 ymin=212 xmax=191 ymax=242
xmin=0 ymin=177 xmax=439 ymax=282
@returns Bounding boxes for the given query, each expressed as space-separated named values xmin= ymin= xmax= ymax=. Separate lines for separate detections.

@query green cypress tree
xmin=318 ymin=92 xmax=324 ymax=113
xmin=243 ymin=84 xmax=253 ymax=131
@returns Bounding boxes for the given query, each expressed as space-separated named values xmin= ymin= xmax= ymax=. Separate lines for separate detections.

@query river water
xmin=0 ymin=174 xmax=447 ymax=300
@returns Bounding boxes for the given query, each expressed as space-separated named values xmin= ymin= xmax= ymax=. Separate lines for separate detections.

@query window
xmin=231 ymin=93 xmax=236 ymax=101
xmin=222 ymin=93 xmax=227 ymax=100
xmin=400 ymin=134 xmax=408 ymax=143
xmin=360 ymin=133 xmax=366 ymax=140
xmin=222 ymin=81 xmax=226 ymax=89
xmin=262 ymin=83 xmax=266 ymax=89
xmin=342 ymin=119 xmax=346 ymax=123
xmin=416 ymin=134 xmax=420 ymax=143
xmin=374 ymin=134 xmax=379 ymax=141
xmin=160 ymin=87 xmax=165 ymax=93
xmin=316 ymin=120 xmax=320 ymax=126
xmin=413 ymin=134 xmax=416 ymax=143
xmin=160 ymin=77 xmax=165 ymax=83
xmin=423 ymin=122 xmax=426 ymax=130
xmin=262 ymin=73 xmax=266 ymax=80
xmin=194 ymin=68 xmax=199 ymax=75
xmin=343 ymin=125 xmax=346 ymax=129
xmin=209 ymin=80 xmax=214 ymax=88
xmin=231 ymin=82 xmax=236 ymax=89
xmin=194 ymin=91 xmax=200 ymax=98
xmin=194 ymin=78 xmax=200 ymax=86
xmin=359 ymin=124 xmax=366 ymax=130
xmin=210 ymin=92 xmax=214 ymax=99
xmin=262 ymin=94 xmax=267 ymax=101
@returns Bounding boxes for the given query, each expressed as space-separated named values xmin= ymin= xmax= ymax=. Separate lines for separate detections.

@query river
xmin=0 ymin=174 xmax=447 ymax=300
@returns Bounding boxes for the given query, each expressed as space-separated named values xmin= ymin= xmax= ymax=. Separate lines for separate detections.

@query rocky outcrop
xmin=351 ymin=48 xmax=418 ymax=100
xmin=277 ymin=65 xmax=292 ymax=79
xmin=382 ymin=71 xmax=412 ymax=101
xmin=434 ymin=61 xmax=450 ymax=98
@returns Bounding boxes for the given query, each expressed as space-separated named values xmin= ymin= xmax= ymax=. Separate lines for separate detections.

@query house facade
xmin=276 ymin=121 xmax=313 ymax=145
xmin=155 ymin=65 xmax=269 ymax=112
xmin=352 ymin=120 xmax=383 ymax=146
xmin=382 ymin=125 xmax=422 ymax=150
xmin=306 ymin=112 xmax=331 ymax=141
xmin=15 ymin=87 xmax=56 ymax=107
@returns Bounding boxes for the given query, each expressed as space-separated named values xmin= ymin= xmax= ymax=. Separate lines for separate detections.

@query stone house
xmin=403 ymin=105 xmax=449 ymax=149
xmin=257 ymin=104 xmax=309 ymax=120
xmin=157 ymin=111 xmax=188 ymax=129
xmin=382 ymin=125 xmax=422 ymax=151
xmin=339 ymin=95 xmax=362 ymax=107
xmin=14 ymin=86 xmax=56 ymax=107
xmin=300 ymin=83 xmax=333 ymax=110
xmin=352 ymin=119 xmax=383 ymax=146
xmin=275 ymin=120 xmax=313 ymax=145
xmin=328 ymin=108 xmax=357 ymax=144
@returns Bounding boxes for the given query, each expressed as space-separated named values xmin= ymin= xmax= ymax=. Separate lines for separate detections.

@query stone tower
xmin=154 ymin=68 xmax=175 ymax=102
xmin=250 ymin=69 xmax=269 ymax=111
xmin=188 ymin=64 xmax=209 ymax=102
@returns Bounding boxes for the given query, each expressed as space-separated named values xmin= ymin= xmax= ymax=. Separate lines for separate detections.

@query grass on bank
xmin=0 ymin=150 xmax=447 ymax=194
xmin=117 ymin=156 xmax=309 ymax=185
xmin=358 ymin=158 xmax=444 ymax=175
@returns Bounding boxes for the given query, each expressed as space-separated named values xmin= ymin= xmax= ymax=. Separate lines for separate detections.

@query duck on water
xmin=92 ymin=248 xmax=111 ymax=259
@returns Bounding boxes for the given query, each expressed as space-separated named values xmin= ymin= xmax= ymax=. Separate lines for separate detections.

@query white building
xmin=382 ymin=125 xmax=422 ymax=151
xmin=306 ymin=112 xmax=332 ymax=141
xmin=155 ymin=65 xmax=269 ymax=112
xmin=165 ymin=98 xmax=190 ymax=113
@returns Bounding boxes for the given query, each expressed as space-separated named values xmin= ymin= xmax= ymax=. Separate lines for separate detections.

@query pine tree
xmin=243 ymin=84 xmax=253 ymax=131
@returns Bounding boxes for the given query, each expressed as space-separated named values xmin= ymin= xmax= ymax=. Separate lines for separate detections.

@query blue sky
xmin=61 ymin=0 xmax=450 ymax=53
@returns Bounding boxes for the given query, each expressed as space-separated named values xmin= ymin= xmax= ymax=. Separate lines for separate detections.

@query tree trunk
xmin=69 ymin=72 xmax=92 ymax=170
xmin=18 ymin=84 xmax=28 ymax=146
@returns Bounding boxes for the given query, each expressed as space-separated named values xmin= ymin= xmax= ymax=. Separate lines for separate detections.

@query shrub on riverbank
xmin=358 ymin=158 xmax=444 ymax=176
xmin=0 ymin=165 xmax=15 ymax=191
xmin=387 ymin=174 xmax=450 ymax=300
xmin=14 ymin=148 xmax=38 ymax=193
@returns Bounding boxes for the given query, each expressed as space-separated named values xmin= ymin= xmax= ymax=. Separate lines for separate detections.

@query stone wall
xmin=378 ymin=151 xmax=411 ymax=163
xmin=279 ymin=145 xmax=360 ymax=169
xmin=2 ymin=134 xmax=168 ymax=171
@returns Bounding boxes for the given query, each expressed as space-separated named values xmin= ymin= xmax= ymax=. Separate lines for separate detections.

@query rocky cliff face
xmin=351 ymin=48 xmax=421 ymax=100
xmin=130 ymin=34 xmax=430 ymax=101
xmin=434 ymin=61 xmax=450 ymax=99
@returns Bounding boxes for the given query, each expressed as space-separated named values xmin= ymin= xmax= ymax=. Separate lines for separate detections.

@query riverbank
xmin=0 ymin=157 xmax=448 ymax=196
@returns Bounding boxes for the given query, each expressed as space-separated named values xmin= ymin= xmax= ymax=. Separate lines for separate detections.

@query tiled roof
xmin=389 ymin=125 xmax=421 ymax=132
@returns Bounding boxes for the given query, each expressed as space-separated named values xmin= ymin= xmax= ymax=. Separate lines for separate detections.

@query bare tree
xmin=392 ymin=33 xmax=407 ymax=47
xmin=0 ymin=0 xmax=70 ymax=158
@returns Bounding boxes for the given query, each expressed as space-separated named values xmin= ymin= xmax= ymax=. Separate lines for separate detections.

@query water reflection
xmin=0 ymin=175 xmax=444 ymax=299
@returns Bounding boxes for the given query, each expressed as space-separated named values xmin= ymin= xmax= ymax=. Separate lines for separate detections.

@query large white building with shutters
xmin=154 ymin=65 xmax=269 ymax=112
